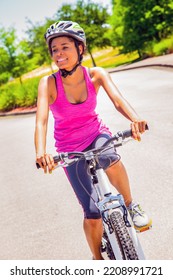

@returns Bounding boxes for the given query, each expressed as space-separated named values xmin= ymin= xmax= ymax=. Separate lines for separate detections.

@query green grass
xmin=83 ymin=47 xmax=139 ymax=68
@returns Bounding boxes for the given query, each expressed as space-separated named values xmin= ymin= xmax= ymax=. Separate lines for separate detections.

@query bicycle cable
xmin=74 ymin=149 xmax=121 ymax=204
xmin=75 ymin=157 xmax=97 ymax=204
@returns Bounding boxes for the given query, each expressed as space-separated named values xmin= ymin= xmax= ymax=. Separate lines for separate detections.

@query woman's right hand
xmin=36 ymin=153 xmax=55 ymax=174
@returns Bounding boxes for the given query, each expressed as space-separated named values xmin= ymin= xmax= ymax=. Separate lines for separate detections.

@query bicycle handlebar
xmin=36 ymin=125 xmax=149 ymax=169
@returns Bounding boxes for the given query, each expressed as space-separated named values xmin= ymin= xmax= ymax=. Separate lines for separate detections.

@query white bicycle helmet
xmin=45 ymin=21 xmax=86 ymax=50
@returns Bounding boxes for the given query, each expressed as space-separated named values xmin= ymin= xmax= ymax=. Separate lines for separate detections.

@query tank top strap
xmin=53 ymin=70 xmax=66 ymax=102
xmin=56 ymin=71 xmax=63 ymax=91
xmin=82 ymin=66 xmax=97 ymax=96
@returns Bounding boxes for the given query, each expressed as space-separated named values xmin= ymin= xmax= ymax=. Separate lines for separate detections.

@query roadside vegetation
xmin=0 ymin=0 xmax=173 ymax=112
xmin=0 ymin=48 xmax=139 ymax=112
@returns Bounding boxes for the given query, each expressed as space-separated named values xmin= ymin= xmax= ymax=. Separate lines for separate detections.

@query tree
xmin=0 ymin=26 xmax=36 ymax=84
xmin=110 ymin=0 xmax=173 ymax=57
xmin=108 ymin=0 xmax=126 ymax=49
xmin=25 ymin=19 xmax=55 ymax=68
xmin=55 ymin=0 xmax=111 ymax=66
xmin=13 ymin=39 xmax=35 ymax=83
xmin=0 ymin=46 xmax=11 ymax=85
xmin=0 ymin=26 xmax=16 ymax=73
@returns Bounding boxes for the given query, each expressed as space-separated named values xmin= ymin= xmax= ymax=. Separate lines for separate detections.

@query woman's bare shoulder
xmin=89 ymin=66 xmax=109 ymax=78
xmin=38 ymin=73 xmax=57 ymax=105
xmin=89 ymin=67 xmax=110 ymax=86
xmin=39 ymin=74 xmax=55 ymax=86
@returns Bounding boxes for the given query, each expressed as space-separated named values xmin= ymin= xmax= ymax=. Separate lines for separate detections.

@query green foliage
xmin=110 ymin=0 xmax=173 ymax=57
xmin=26 ymin=19 xmax=54 ymax=67
xmin=0 ymin=26 xmax=39 ymax=84
xmin=153 ymin=37 xmax=173 ymax=55
xmin=0 ymin=27 xmax=16 ymax=76
xmin=0 ymin=83 xmax=17 ymax=111
xmin=0 ymin=77 xmax=39 ymax=112
xmin=0 ymin=72 xmax=11 ymax=86
xmin=109 ymin=0 xmax=126 ymax=47
xmin=144 ymin=36 xmax=173 ymax=56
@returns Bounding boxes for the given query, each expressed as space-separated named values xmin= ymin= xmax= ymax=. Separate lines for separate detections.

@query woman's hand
xmin=131 ymin=120 xmax=148 ymax=141
xmin=36 ymin=153 xmax=55 ymax=174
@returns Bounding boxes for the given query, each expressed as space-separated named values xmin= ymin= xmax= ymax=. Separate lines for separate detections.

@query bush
xmin=0 ymin=76 xmax=40 ymax=112
xmin=144 ymin=36 xmax=173 ymax=57
xmin=0 ymin=83 xmax=17 ymax=111
xmin=0 ymin=72 xmax=10 ymax=86
xmin=153 ymin=37 xmax=173 ymax=56
xmin=23 ymin=78 xmax=40 ymax=106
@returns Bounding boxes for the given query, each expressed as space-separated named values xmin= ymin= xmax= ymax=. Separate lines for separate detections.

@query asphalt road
xmin=0 ymin=67 xmax=173 ymax=260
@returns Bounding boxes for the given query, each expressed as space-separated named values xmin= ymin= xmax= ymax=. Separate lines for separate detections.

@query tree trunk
xmin=19 ymin=76 xmax=23 ymax=85
xmin=88 ymin=49 xmax=97 ymax=67
xmin=137 ymin=49 xmax=142 ymax=59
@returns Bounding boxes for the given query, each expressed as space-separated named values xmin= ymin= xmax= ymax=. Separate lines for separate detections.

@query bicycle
xmin=36 ymin=127 xmax=148 ymax=260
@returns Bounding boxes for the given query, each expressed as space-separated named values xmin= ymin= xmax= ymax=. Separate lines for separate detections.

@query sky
xmin=0 ymin=0 xmax=111 ymax=39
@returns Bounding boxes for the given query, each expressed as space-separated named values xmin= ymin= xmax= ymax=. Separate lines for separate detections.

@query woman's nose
xmin=57 ymin=50 xmax=64 ymax=56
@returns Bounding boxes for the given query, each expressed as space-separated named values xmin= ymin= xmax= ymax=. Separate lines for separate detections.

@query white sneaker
xmin=128 ymin=202 xmax=152 ymax=232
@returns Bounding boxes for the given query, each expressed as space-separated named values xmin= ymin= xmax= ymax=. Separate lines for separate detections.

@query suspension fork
xmin=88 ymin=161 xmax=131 ymax=228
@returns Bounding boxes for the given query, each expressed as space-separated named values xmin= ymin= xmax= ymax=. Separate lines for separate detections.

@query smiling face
xmin=50 ymin=36 xmax=83 ymax=70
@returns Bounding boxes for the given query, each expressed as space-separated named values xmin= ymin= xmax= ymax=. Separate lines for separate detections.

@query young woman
xmin=35 ymin=21 xmax=152 ymax=260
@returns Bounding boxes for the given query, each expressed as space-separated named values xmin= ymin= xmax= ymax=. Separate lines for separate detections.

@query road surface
xmin=0 ymin=66 xmax=173 ymax=260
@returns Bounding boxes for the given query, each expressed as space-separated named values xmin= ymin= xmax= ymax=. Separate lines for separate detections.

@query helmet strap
xmin=60 ymin=62 xmax=81 ymax=78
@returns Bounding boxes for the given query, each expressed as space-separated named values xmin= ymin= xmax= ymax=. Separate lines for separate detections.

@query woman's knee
xmin=84 ymin=218 xmax=102 ymax=228
xmin=106 ymin=160 xmax=127 ymax=179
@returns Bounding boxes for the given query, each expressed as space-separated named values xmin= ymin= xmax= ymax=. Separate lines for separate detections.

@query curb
xmin=108 ymin=63 xmax=173 ymax=73
xmin=0 ymin=108 xmax=37 ymax=118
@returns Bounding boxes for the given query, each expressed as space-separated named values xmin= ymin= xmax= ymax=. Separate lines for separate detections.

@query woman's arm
xmin=93 ymin=67 xmax=147 ymax=140
xmin=34 ymin=76 xmax=54 ymax=173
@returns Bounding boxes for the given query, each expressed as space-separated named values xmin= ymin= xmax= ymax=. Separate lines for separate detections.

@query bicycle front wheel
xmin=110 ymin=210 xmax=139 ymax=260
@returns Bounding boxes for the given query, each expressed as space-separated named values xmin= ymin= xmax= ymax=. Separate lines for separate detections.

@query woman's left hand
xmin=131 ymin=120 xmax=148 ymax=141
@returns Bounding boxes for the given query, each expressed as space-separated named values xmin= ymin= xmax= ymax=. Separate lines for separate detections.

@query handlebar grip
xmin=36 ymin=155 xmax=62 ymax=169
xmin=36 ymin=162 xmax=40 ymax=169
xmin=121 ymin=124 xmax=149 ymax=139
xmin=145 ymin=123 xmax=149 ymax=130
xmin=53 ymin=155 xmax=62 ymax=163
xmin=122 ymin=129 xmax=132 ymax=138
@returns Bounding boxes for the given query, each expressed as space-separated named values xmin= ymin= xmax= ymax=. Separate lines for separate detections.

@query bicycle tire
xmin=110 ymin=210 xmax=139 ymax=260
xmin=101 ymin=231 xmax=116 ymax=260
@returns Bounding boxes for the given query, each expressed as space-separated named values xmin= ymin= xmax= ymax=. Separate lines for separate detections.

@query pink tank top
xmin=50 ymin=66 xmax=111 ymax=152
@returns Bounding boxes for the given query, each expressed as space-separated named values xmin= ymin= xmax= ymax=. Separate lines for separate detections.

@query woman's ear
xmin=79 ymin=44 xmax=84 ymax=55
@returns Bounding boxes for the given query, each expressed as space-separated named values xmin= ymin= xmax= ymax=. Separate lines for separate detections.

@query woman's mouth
xmin=58 ymin=58 xmax=67 ymax=63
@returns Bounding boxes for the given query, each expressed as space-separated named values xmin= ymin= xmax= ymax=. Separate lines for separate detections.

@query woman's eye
xmin=52 ymin=46 xmax=68 ymax=53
